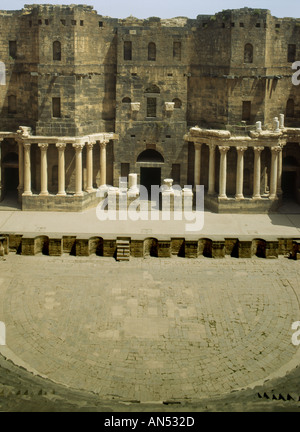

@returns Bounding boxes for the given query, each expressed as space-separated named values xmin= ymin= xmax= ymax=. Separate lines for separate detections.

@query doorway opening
xmin=140 ymin=167 xmax=161 ymax=199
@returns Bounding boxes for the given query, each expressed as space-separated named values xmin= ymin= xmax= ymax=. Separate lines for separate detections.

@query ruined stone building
xmin=0 ymin=4 xmax=300 ymax=212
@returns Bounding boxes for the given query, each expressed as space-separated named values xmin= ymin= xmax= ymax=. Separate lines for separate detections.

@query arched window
xmin=145 ymin=84 xmax=160 ymax=94
xmin=137 ymin=149 xmax=164 ymax=163
xmin=148 ymin=42 xmax=156 ymax=61
xmin=173 ymin=98 xmax=182 ymax=109
xmin=244 ymin=43 xmax=253 ymax=63
xmin=8 ymin=95 xmax=17 ymax=114
xmin=122 ymin=97 xmax=131 ymax=104
xmin=0 ymin=61 xmax=5 ymax=85
xmin=53 ymin=41 xmax=61 ymax=61
xmin=286 ymin=99 xmax=295 ymax=118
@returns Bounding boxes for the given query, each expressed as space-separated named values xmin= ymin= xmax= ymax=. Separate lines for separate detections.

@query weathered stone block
xmin=238 ymin=241 xmax=252 ymax=258
xmin=212 ymin=241 xmax=225 ymax=258
xmin=49 ymin=238 xmax=63 ymax=256
xmin=157 ymin=241 xmax=171 ymax=258
xmin=130 ymin=240 xmax=144 ymax=257
xmin=76 ymin=239 xmax=90 ymax=257
xmin=185 ymin=241 xmax=198 ymax=258
xmin=103 ymin=240 xmax=116 ymax=257
xmin=8 ymin=235 xmax=22 ymax=253
xmin=22 ymin=238 xmax=36 ymax=256
xmin=265 ymin=241 xmax=279 ymax=259
xmin=278 ymin=238 xmax=293 ymax=256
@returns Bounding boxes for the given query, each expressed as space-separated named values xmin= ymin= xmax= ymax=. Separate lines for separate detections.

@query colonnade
xmin=194 ymin=142 xmax=283 ymax=200
xmin=19 ymin=138 xmax=110 ymax=197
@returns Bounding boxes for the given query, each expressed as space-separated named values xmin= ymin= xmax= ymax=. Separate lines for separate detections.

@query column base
xmin=269 ymin=195 xmax=277 ymax=201
xmin=218 ymin=195 xmax=228 ymax=200
xmin=252 ymin=195 xmax=262 ymax=200
xmin=86 ymin=188 xmax=96 ymax=194
xmin=74 ymin=192 xmax=84 ymax=197
xmin=39 ymin=192 xmax=49 ymax=197
xmin=57 ymin=192 xmax=67 ymax=197
xmin=22 ymin=191 xmax=32 ymax=197
xmin=235 ymin=195 xmax=244 ymax=201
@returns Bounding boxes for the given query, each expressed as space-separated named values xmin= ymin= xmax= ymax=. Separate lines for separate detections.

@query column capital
xmin=271 ymin=146 xmax=282 ymax=154
xmin=23 ymin=142 xmax=32 ymax=149
xmin=236 ymin=146 xmax=247 ymax=153
xmin=208 ymin=143 xmax=217 ymax=151
xmin=194 ymin=141 xmax=203 ymax=149
xmin=253 ymin=146 xmax=264 ymax=153
xmin=219 ymin=146 xmax=230 ymax=153
xmin=38 ymin=143 xmax=49 ymax=150
xmin=99 ymin=141 xmax=109 ymax=149
xmin=73 ymin=143 xmax=85 ymax=152
xmin=56 ymin=142 xmax=67 ymax=150
xmin=86 ymin=141 xmax=96 ymax=150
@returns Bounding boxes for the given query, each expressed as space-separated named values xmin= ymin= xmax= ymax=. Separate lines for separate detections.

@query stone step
xmin=116 ymin=239 xmax=130 ymax=261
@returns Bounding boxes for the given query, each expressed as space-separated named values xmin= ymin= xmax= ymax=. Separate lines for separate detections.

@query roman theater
xmin=0 ymin=4 xmax=300 ymax=412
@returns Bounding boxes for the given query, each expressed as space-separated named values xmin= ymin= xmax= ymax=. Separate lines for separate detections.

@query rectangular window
xmin=8 ymin=95 xmax=17 ymax=114
xmin=242 ymin=101 xmax=251 ymax=121
xmin=172 ymin=164 xmax=181 ymax=185
xmin=147 ymin=97 xmax=157 ymax=117
xmin=173 ymin=41 xmax=181 ymax=61
xmin=9 ymin=41 xmax=17 ymax=60
xmin=52 ymin=97 xmax=61 ymax=118
xmin=124 ymin=41 xmax=132 ymax=60
xmin=288 ymin=44 xmax=296 ymax=63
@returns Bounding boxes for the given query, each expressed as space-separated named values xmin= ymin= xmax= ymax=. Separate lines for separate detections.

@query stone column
xmin=253 ymin=147 xmax=264 ymax=199
xmin=56 ymin=143 xmax=67 ymax=196
xmin=23 ymin=143 xmax=32 ymax=196
xmin=277 ymin=147 xmax=283 ymax=195
xmin=18 ymin=140 xmax=24 ymax=194
xmin=235 ymin=146 xmax=247 ymax=200
xmin=194 ymin=143 xmax=202 ymax=187
xmin=270 ymin=146 xmax=281 ymax=200
xmin=86 ymin=142 xmax=95 ymax=193
xmin=73 ymin=143 xmax=85 ymax=197
xmin=208 ymin=143 xmax=216 ymax=195
xmin=38 ymin=143 xmax=49 ymax=196
xmin=218 ymin=146 xmax=230 ymax=199
xmin=100 ymin=140 xmax=108 ymax=187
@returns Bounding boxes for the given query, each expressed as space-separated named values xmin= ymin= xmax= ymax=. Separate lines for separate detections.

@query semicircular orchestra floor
xmin=0 ymin=255 xmax=299 ymax=403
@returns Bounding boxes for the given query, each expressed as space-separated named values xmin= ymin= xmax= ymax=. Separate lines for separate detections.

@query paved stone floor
xmin=0 ymin=254 xmax=299 ymax=405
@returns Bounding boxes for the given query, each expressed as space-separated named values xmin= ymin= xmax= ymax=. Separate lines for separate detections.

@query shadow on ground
xmin=0 ymin=354 xmax=299 ymax=412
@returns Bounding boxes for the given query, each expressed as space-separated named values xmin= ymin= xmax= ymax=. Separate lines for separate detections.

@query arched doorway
xmin=2 ymin=152 xmax=19 ymax=200
xmin=282 ymin=155 xmax=299 ymax=202
xmin=137 ymin=149 xmax=164 ymax=198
